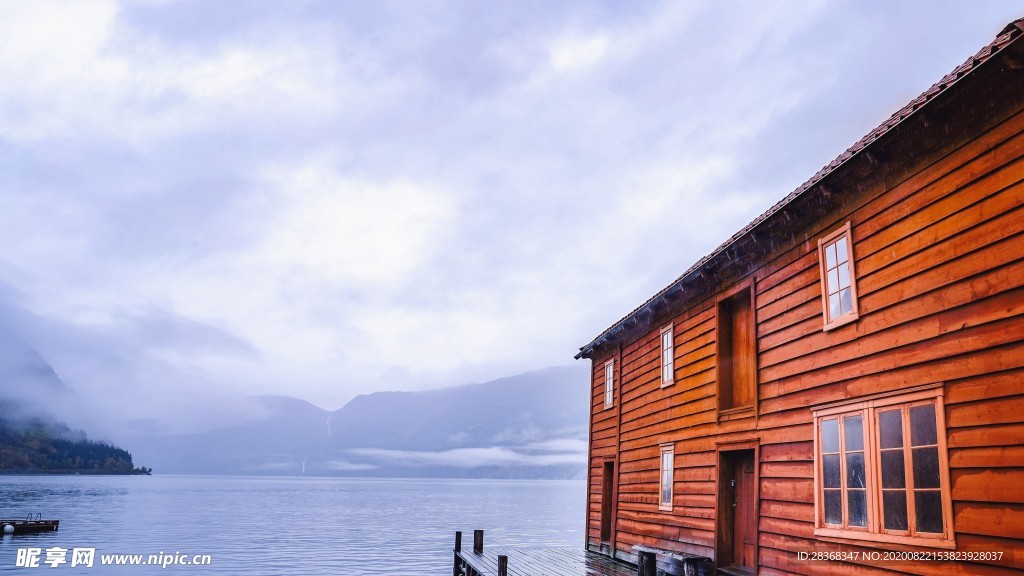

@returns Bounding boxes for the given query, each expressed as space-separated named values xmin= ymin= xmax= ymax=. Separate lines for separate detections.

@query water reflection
xmin=0 ymin=476 xmax=585 ymax=575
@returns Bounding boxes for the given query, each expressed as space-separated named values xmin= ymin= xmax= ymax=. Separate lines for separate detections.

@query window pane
xmin=915 ymin=491 xmax=944 ymax=533
xmin=827 ymin=268 xmax=839 ymax=292
xmin=844 ymin=415 xmax=863 ymax=451
xmin=824 ymin=490 xmax=842 ymax=525
xmin=661 ymin=452 xmax=672 ymax=506
xmin=883 ymin=491 xmax=908 ymax=531
xmin=829 ymin=293 xmax=841 ymax=320
xmin=878 ymin=409 xmax=903 ymax=449
xmin=846 ymin=452 xmax=866 ymax=489
xmin=836 ymin=237 xmax=848 ymax=264
xmin=821 ymin=419 xmax=839 ymax=453
xmin=605 ymin=364 xmax=613 ymax=406
xmin=881 ymin=450 xmax=906 ymax=489
xmin=848 ymin=490 xmax=867 ymax=527
xmin=823 ymin=454 xmax=841 ymax=488
xmin=838 ymin=263 xmax=851 ymax=289
xmin=840 ymin=288 xmax=853 ymax=315
xmin=826 ymin=243 xmax=837 ymax=269
xmin=910 ymin=404 xmax=938 ymax=446
xmin=912 ymin=447 xmax=941 ymax=489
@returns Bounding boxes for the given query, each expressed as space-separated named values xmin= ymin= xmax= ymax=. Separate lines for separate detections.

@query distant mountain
xmin=128 ymin=365 xmax=591 ymax=478
xmin=330 ymin=366 xmax=590 ymax=450
xmin=0 ymin=318 xmax=592 ymax=478
xmin=131 ymin=395 xmax=334 ymax=474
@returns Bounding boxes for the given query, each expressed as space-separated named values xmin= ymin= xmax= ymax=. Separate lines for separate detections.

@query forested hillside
xmin=0 ymin=406 xmax=150 ymax=474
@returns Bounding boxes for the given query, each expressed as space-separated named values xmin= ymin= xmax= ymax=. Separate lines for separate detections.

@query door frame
xmin=714 ymin=439 xmax=760 ymax=573
xmin=600 ymin=459 xmax=615 ymax=544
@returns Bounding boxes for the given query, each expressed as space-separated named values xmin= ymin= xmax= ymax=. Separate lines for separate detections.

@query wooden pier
xmin=453 ymin=530 xmax=714 ymax=576
xmin=1 ymin=518 xmax=60 ymax=535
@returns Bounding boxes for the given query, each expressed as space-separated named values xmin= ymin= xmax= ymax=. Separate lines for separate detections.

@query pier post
xmin=637 ymin=550 xmax=656 ymax=576
xmin=473 ymin=529 xmax=484 ymax=554
xmin=453 ymin=531 xmax=462 ymax=576
xmin=497 ymin=555 xmax=507 ymax=576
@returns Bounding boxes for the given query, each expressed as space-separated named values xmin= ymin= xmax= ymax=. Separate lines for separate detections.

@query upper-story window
xmin=604 ymin=360 xmax=614 ymax=409
xmin=717 ymin=284 xmax=756 ymax=419
xmin=818 ymin=223 xmax=860 ymax=330
xmin=812 ymin=385 xmax=955 ymax=549
xmin=660 ymin=324 xmax=674 ymax=387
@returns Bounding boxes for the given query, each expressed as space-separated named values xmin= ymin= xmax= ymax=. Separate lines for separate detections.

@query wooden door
xmin=733 ymin=453 xmax=756 ymax=569
xmin=717 ymin=449 xmax=757 ymax=573
xmin=600 ymin=461 xmax=614 ymax=542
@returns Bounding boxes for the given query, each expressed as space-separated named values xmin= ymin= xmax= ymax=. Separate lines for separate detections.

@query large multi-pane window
xmin=659 ymin=444 xmax=674 ymax=511
xmin=660 ymin=324 xmax=674 ymax=387
xmin=817 ymin=223 xmax=860 ymax=330
xmin=604 ymin=360 xmax=614 ymax=409
xmin=813 ymin=386 xmax=954 ymax=548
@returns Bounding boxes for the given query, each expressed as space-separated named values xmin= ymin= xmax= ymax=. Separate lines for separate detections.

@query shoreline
xmin=0 ymin=468 xmax=151 ymax=476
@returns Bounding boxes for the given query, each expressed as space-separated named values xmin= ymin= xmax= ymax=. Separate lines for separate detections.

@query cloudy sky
xmin=0 ymin=1 xmax=1020 ymax=425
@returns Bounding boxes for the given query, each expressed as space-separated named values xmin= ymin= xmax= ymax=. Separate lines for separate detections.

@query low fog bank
xmin=0 ymin=294 xmax=274 ymax=442
xmin=0 ymin=308 xmax=591 ymax=479
xmin=121 ymin=366 xmax=591 ymax=479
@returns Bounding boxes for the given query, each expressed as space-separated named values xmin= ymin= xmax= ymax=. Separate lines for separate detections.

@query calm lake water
xmin=0 ymin=475 xmax=586 ymax=575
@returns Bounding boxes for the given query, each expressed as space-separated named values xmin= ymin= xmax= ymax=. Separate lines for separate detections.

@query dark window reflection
xmin=883 ymin=491 xmax=908 ymax=531
xmin=915 ymin=491 xmax=943 ymax=533
xmin=879 ymin=410 xmax=903 ymax=449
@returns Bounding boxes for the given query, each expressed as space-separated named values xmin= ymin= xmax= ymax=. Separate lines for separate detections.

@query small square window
xmin=818 ymin=223 xmax=860 ymax=330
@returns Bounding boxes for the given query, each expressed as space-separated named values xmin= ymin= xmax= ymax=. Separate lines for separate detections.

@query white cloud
xmin=1 ymin=0 xmax=1022 ymax=421
xmin=349 ymin=440 xmax=586 ymax=469
xmin=258 ymin=161 xmax=457 ymax=288
xmin=548 ymin=32 xmax=609 ymax=74
xmin=524 ymin=438 xmax=589 ymax=453
xmin=322 ymin=460 xmax=378 ymax=472
xmin=0 ymin=0 xmax=341 ymax=144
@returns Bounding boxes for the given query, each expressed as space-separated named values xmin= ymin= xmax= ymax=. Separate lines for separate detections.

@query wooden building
xmin=576 ymin=18 xmax=1024 ymax=576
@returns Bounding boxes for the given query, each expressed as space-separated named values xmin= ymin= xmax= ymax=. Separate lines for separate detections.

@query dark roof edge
xmin=576 ymin=17 xmax=1024 ymax=360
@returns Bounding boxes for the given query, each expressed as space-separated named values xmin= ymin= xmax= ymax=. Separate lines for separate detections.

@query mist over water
xmin=0 ymin=476 xmax=585 ymax=575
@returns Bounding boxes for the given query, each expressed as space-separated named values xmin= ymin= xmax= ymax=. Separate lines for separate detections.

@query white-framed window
xmin=812 ymin=385 xmax=955 ymax=549
xmin=817 ymin=222 xmax=860 ymax=330
xmin=660 ymin=324 xmax=674 ymax=387
xmin=604 ymin=360 xmax=614 ymax=409
xmin=659 ymin=444 xmax=674 ymax=511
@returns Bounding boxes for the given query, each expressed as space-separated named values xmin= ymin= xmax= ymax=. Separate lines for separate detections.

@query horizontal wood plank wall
xmin=590 ymin=103 xmax=1024 ymax=572
xmin=588 ymin=349 xmax=618 ymax=549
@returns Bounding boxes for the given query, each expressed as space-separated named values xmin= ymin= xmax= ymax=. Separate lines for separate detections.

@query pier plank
xmin=456 ymin=547 xmax=637 ymax=576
